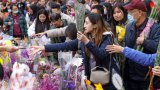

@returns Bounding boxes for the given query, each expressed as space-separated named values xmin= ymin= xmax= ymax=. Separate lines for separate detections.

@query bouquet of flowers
xmin=30 ymin=35 xmax=50 ymax=46
xmin=137 ymin=0 xmax=159 ymax=51
xmin=115 ymin=25 xmax=126 ymax=43
xmin=147 ymin=0 xmax=160 ymax=89
xmin=37 ymin=74 xmax=61 ymax=90
xmin=34 ymin=60 xmax=62 ymax=90
xmin=0 ymin=40 xmax=14 ymax=81
xmin=9 ymin=62 xmax=36 ymax=90
xmin=57 ymin=51 xmax=85 ymax=89
xmin=84 ymin=79 xmax=104 ymax=90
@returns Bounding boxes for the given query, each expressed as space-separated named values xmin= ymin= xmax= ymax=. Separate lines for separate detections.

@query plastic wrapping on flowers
xmin=0 ymin=36 xmax=86 ymax=90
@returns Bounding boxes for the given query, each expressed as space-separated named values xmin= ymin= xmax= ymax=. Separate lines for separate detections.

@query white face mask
xmin=8 ymin=9 xmax=11 ymax=13
xmin=104 ymin=9 xmax=107 ymax=15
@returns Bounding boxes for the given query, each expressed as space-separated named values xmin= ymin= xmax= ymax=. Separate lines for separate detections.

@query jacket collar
xmin=130 ymin=18 xmax=148 ymax=31
xmin=103 ymin=31 xmax=113 ymax=35
xmin=138 ymin=18 xmax=148 ymax=31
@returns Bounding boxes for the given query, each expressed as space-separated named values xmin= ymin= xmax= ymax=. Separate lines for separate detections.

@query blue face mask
xmin=128 ymin=14 xmax=134 ymax=23
xmin=13 ymin=10 xmax=19 ymax=14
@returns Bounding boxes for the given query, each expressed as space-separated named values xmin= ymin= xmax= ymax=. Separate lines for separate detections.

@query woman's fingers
xmin=77 ymin=31 xmax=83 ymax=40
xmin=77 ymin=31 xmax=82 ymax=34
xmin=29 ymin=46 xmax=44 ymax=55
xmin=29 ymin=49 xmax=41 ymax=56
xmin=152 ymin=68 xmax=160 ymax=76
xmin=106 ymin=45 xmax=114 ymax=49
xmin=106 ymin=44 xmax=123 ymax=53
xmin=153 ymin=68 xmax=160 ymax=72
xmin=106 ymin=48 xmax=116 ymax=54
xmin=30 ymin=46 xmax=40 ymax=49
xmin=106 ymin=45 xmax=115 ymax=51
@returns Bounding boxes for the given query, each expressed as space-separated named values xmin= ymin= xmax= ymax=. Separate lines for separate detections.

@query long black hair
xmin=112 ymin=3 xmax=128 ymax=35
xmin=29 ymin=4 xmax=37 ymax=20
xmin=35 ymin=9 xmax=50 ymax=34
xmin=65 ymin=23 xmax=77 ymax=40
xmin=101 ymin=2 xmax=114 ymax=31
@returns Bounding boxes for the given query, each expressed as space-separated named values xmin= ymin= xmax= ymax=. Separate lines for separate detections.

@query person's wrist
xmin=44 ymin=32 xmax=47 ymax=35
xmin=84 ymin=38 xmax=89 ymax=45
xmin=120 ymin=47 xmax=124 ymax=53
xmin=41 ymin=46 xmax=45 ymax=51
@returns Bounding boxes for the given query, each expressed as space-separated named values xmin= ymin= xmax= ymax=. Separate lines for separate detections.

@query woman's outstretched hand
xmin=29 ymin=46 xmax=45 ymax=55
xmin=77 ymin=31 xmax=89 ymax=44
xmin=152 ymin=66 xmax=160 ymax=77
xmin=32 ymin=32 xmax=47 ymax=37
xmin=4 ymin=46 xmax=19 ymax=53
xmin=106 ymin=44 xmax=124 ymax=54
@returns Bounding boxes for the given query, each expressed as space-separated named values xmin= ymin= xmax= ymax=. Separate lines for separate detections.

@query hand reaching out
xmin=32 ymin=32 xmax=47 ymax=37
xmin=29 ymin=46 xmax=45 ymax=55
xmin=136 ymin=34 xmax=145 ymax=45
xmin=106 ymin=44 xmax=124 ymax=54
xmin=4 ymin=46 xmax=19 ymax=53
xmin=152 ymin=66 xmax=160 ymax=77
xmin=77 ymin=31 xmax=89 ymax=44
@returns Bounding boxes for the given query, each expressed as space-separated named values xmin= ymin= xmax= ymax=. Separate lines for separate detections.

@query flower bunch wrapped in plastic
xmin=59 ymin=56 xmax=84 ymax=89
xmin=0 ymin=40 xmax=14 ymax=80
xmin=85 ymin=80 xmax=104 ymax=90
xmin=10 ymin=48 xmax=37 ymax=70
xmin=9 ymin=62 xmax=36 ymax=90
xmin=37 ymin=74 xmax=61 ymax=90
xmin=115 ymin=26 xmax=126 ymax=43
xmin=34 ymin=59 xmax=57 ymax=79
xmin=0 ymin=40 xmax=12 ymax=65
xmin=30 ymin=35 xmax=50 ymax=46
xmin=137 ymin=0 xmax=159 ymax=51
xmin=10 ymin=52 xmax=19 ymax=64
xmin=152 ymin=0 xmax=160 ymax=7
xmin=30 ymin=59 xmax=62 ymax=90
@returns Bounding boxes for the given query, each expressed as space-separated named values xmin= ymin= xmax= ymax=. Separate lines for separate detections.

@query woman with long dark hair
xmin=101 ymin=2 xmax=113 ymax=26
xmin=111 ymin=3 xmax=128 ymax=78
xmin=30 ymin=13 xmax=120 ymax=89
xmin=28 ymin=9 xmax=50 ymax=37
xmin=25 ymin=4 xmax=38 ymax=27
xmin=112 ymin=3 xmax=128 ymax=44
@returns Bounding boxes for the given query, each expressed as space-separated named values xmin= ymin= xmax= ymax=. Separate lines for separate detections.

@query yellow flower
xmin=0 ymin=40 xmax=12 ymax=64
xmin=0 ymin=52 xmax=9 ymax=65
xmin=85 ymin=80 xmax=91 ymax=85
xmin=86 ymin=85 xmax=95 ymax=90
xmin=154 ymin=66 xmax=159 ymax=69
xmin=94 ymin=83 xmax=103 ymax=90
xmin=116 ymin=26 xmax=126 ymax=42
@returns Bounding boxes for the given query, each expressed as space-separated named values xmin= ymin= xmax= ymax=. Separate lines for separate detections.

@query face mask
xmin=8 ymin=9 xmax=11 ymax=13
xmin=128 ymin=14 xmax=134 ymax=22
xmin=13 ymin=10 xmax=19 ymax=14
xmin=104 ymin=9 xmax=107 ymax=15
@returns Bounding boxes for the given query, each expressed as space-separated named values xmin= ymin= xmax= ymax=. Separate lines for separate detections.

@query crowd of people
xmin=0 ymin=0 xmax=159 ymax=89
